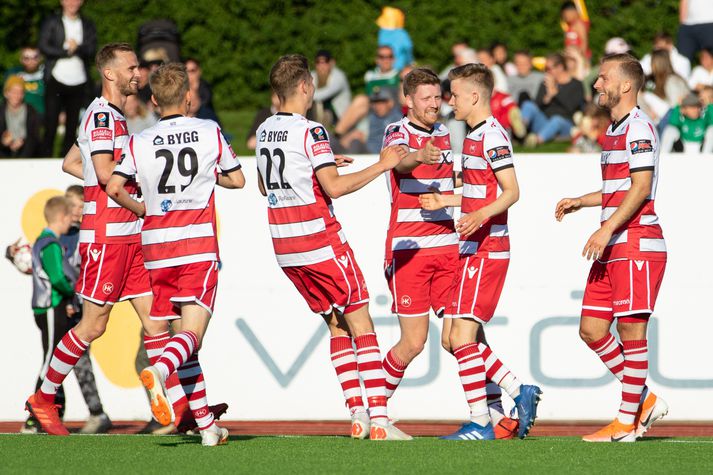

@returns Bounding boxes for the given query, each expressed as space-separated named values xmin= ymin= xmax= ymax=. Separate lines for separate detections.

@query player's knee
xmin=83 ymin=322 xmax=107 ymax=341
xmin=441 ymin=337 xmax=452 ymax=354
xmin=579 ymin=326 xmax=599 ymax=344
xmin=401 ymin=339 xmax=426 ymax=360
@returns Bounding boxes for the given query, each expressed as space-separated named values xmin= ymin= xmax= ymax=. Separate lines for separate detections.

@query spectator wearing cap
xmin=678 ymin=0 xmax=713 ymax=64
xmin=641 ymin=32 xmax=691 ymax=80
xmin=310 ymin=50 xmax=351 ymax=128
xmin=661 ymin=91 xmax=713 ymax=153
xmin=0 ymin=76 xmax=42 ymax=158
xmin=336 ymin=86 xmax=401 ymax=155
xmin=507 ymin=50 xmax=544 ymax=105
xmin=522 ymin=53 xmax=585 ymax=147
xmin=3 ymin=46 xmax=45 ymax=116
xmin=688 ymin=47 xmax=713 ymax=91
xmin=376 ymin=6 xmax=413 ymax=72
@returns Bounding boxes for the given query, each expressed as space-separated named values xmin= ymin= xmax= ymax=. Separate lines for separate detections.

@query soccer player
xmin=555 ymin=53 xmax=668 ymax=442
xmin=107 ymin=62 xmax=244 ymax=446
xmin=24 ymin=43 xmax=172 ymax=436
xmin=420 ymin=64 xmax=542 ymax=440
xmin=256 ymin=54 xmax=410 ymax=440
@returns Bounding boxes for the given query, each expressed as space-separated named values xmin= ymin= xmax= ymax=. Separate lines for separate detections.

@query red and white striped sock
xmin=154 ymin=331 xmax=198 ymax=381
xmin=383 ymin=349 xmax=408 ymax=399
xmin=454 ymin=343 xmax=489 ymax=425
xmin=39 ymin=329 xmax=88 ymax=403
xmin=329 ymin=336 xmax=365 ymax=415
xmin=177 ymin=353 xmax=214 ymax=431
xmin=486 ymin=381 xmax=506 ymax=424
xmin=618 ymin=340 xmax=648 ymax=425
xmin=354 ymin=333 xmax=388 ymax=423
xmin=586 ymin=333 xmax=625 ymax=381
xmin=144 ymin=332 xmax=188 ymax=415
xmin=477 ymin=342 xmax=522 ymax=400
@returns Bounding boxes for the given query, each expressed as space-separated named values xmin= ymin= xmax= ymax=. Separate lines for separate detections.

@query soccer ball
xmin=11 ymin=239 xmax=32 ymax=275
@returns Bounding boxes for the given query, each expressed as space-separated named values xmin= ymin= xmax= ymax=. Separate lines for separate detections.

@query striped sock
xmin=177 ymin=354 xmax=214 ymax=431
xmin=329 ymin=336 xmax=365 ymax=414
xmin=383 ymin=349 xmax=408 ymax=399
xmin=586 ymin=333 xmax=625 ymax=381
xmin=154 ymin=331 xmax=198 ymax=381
xmin=477 ymin=342 xmax=522 ymax=400
xmin=454 ymin=343 xmax=489 ymax=425
xmin=144 ymin=332 xmax=189 ymax=415
xmin=39 ymin=329 xmax=88 ymax=403
xmin=618 ymin=340 xmax=648 ymax=425
xmin=354 ymin=333 xmax=388 ymax=423
xmin=486 ymin=381 xmax=506 ymax=424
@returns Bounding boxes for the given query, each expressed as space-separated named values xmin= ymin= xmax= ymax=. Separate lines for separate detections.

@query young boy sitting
xmin=661 ymin=92 xmax=713 ymax=153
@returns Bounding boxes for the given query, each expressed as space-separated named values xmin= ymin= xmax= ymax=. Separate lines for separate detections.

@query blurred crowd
xmin=2 ymin=1 xmax=713 ymax=158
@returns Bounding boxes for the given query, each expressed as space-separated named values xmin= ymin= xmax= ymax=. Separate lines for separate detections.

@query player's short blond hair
xmin=269 ymin=54 xmax=312 ymax=102
xmin=43 ymin=196 xmax=69 ymax=223
xmin=150 ymin=62 xmax=189 ymax=108
xmin=601 ymin=53 xmax=645 ymax=92
xmin=95 ymin=42 xmax=134 ymax=71
xmin=448 ymin=63 xmax=494 ymax=99
xmin=402 ymin=67 xmax=440 ymax=98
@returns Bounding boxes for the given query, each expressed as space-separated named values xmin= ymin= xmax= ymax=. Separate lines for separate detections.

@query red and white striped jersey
xmin=256 ymin=113 xmax=347 ymax=267
xmin=599 ymin=107 xmax=666 ymax=262
xmin=77 ymin=97 xmax=140 ymax=244
xmin=114 ymin=115 xmax=241 ymax=269
xmin=382 ymin=117 xmax=457 ymax=260
xmin=459 ymin=116 xmax=514 ymax=259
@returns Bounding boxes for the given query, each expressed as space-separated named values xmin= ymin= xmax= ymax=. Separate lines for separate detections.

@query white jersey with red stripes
xmin=77 ymin=97 xmax=140 ymax=244
xmin=255 ymin=112 xmax=347 ymax=267
xmin=114 ymin=114 xmax=241 ymax=269
xmin=459 ymin=116 xmax=514 ymax=259
xmin=599 ymin=106 xmax=666 ymax=262
xmin=382 ymin=117 xmax=457 ymax=260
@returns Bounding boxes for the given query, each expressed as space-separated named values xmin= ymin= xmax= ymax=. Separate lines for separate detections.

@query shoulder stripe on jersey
xmin=303 ymin=128 xmax=309 ymax=158
xmin=216 ymin=127 xmax=222 ymax=162
xmin=83 ymin=113 xmax=93 ymax=132
xmin=630 ymin=166 xmax=655 ymax=173
xmin=90 ymin=149 xmax=113 ymax=156
xmin=314 ymin=162 xmax=336 ymax=172
xmin=129 ymin=136 xmax=137 ymax=170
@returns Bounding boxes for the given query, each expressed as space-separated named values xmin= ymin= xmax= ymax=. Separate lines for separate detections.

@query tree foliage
xmin=0 ymin=0 xmax=680 ymax=110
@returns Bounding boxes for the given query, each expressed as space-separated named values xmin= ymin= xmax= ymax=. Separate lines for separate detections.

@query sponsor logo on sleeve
xmin=91 ymin=128 xmax=113 ymax=141
xmin=486 ymin=145 xmax=512 ymax=162
xmin=630 ymin=139 xmax=653 ymax=154
xmin=311 ymin=141 xmax=332 ymax=156
xmin=310 ymin=126 xmax=328 ymax=142
xmin=94 ymin=112 xmax=109 ymax=128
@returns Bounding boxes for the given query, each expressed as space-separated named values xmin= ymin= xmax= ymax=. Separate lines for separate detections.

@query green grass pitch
xmin=2 ymin=435 xmax=712 ymax=474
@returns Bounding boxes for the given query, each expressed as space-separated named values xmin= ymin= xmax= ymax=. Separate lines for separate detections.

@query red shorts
xmin=75 ymin=242 xmax=151 ymax=305
xmin=283 ymin=248 xmax=369 ymax=315
xmin=581 ymin=259 xmax=666 ymax=322
xmin=148 ymin=261 xmax=219 ymax=320
xmin=445 ymin=256 xmax=509 ymax=323
xmin=385 ymin=252 xmax=458 ymax=317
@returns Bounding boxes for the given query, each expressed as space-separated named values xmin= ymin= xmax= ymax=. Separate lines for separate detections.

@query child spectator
xmin=0 ymin=76 xmax=42 ymax=158
xmin=569 ymin=104 xmax=611 ymax=153
xmin=661 ymin=92 xmax=713 ymax=153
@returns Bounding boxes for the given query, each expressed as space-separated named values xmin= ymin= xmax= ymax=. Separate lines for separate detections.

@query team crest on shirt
xmin=94 ymin=112 xmax=109 ymax=128
xmin=630 ymin=139 xmax=653 ymax=154
xmin=486 ymin=146 xmax=511 ymax=162
xmin=267 ymin=192 xmax=278 ymax=207
xmin=310 ymin=126 xmax=328 ymax=142
xmin=153 ymin=135 xmax=164 ymax=145
xmin=161 ymin=199 xmax=173 ymax=213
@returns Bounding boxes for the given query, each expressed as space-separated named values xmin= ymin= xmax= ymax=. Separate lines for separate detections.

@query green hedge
xmin=1 ymin=0 xmax=680 ymax=110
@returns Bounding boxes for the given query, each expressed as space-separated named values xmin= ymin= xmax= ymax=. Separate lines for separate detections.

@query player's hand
xmin=456 ymin=210 xmax=487 ymax=237
xmin=582 ymin=227 xmax=613 ymax=261
xmin=555 ymin=197 xmax=582 ymax=221
xmin=419 ymin=192 xmax=446 ymax=211
xmin=334 ymin=155 xmax=354 ymax=168
xmin=67 ymin=39 xmax=78 ymax=55
xmin=417 ymin=139 xmax=441 ymax=165
xmin=379 ymin=145 xmax=408 ymax=170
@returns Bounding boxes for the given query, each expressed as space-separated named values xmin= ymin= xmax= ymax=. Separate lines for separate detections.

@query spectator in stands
xmin=246 ymin=92 xmax=279 ymax=150
xmin=677 ymin=0 xmax=713 ymax=64
xmin=689 ymin=47 xmax=713 ymax=91
xmin=569 ymin=103 xmax=611 ymax=153
xmin=641 ymin=32 xmax=691 ymax=80
xmin=661 ymin=91 xmax=713 ymax=153
xmin=310 ymin=50 xmax=351 ymax=128
xmin=521 ymin=53 xmax=584 ymax=147
xmin=336 ymin=86 xmax=401 ymax=154
xmin=39 ymin=0 xmax=96 ymax=157
xmin=476 ymin=47 xmax=509 ymax=93
xmin=185 ymin=57 xmax=221 ymax=125
xmin=564 ymin=46 xmax=589 ymax=81
xmin=0 ymin=76 xmax=42 ymax=158
xmin=124 ymin=94 xmax=157 ymax=134
xmin=376 ymin=6 xmax=413 ymax=72
xmin=700 ymin=85 xmax=713 ymax=106
xmin=508 ymin=50 xmax=544 ymax=104
xmin=492 ymin=42 xmax=517 ymax=77
xmin=561 ymin=1 xmax=590 ymax=61
xmin=3 ymin=46 xmax=45 ymax=116
xmin=439 ymin=41 xmax=470 ymax=80
xmin=641 ymin=49 xmax=690 ymax=128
